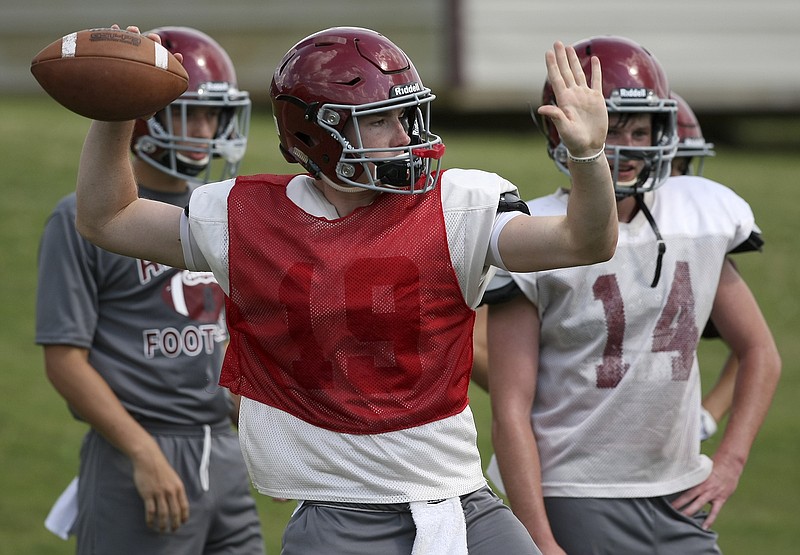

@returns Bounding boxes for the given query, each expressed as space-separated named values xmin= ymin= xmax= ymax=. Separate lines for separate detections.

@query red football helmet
xmin=131 ymin=27 xmax=251 ymax=184
xmin=539 ymin=35 xmax=678 ymax=197
xmin=270 ymin=27 xmax=445 ymax=194
xmin=671 ymin=91 xmax=715 ymax=176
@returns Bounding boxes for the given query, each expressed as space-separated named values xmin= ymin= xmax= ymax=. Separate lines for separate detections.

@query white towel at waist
xmin=409 ymin=496 xmax=468 ymax=555
xmin=45 ymin=476 xmax=79 ymax=540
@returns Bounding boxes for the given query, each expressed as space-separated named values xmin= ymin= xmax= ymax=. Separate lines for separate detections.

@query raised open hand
xmin=537 ymin=41 xmax=607 ymax=159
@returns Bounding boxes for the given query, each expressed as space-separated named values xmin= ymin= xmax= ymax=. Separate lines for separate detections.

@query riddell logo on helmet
xmin=201 ymin=82 xmax=233 ymax=93
xmin=618 ymin=88 xmax=649 ymax=98
xmin=390 ymin=82 xmax=422 ymax=98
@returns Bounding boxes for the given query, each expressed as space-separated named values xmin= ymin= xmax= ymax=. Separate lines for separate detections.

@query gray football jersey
xmin=35 ymin=186 xmax=231 ymax=425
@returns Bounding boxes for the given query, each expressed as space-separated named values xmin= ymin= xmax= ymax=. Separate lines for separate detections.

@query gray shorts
xmin=281 ymin=486 xmax=540 ymax=555
xmin=545 ymin=494 xmax=722 ymax=555
xmin=74 ymin=423 xmax=264 ymax=555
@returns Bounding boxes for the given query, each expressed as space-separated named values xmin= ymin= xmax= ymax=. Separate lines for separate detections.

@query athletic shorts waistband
xmin=301 ymin=487 xmax=489 ymax=513
xmin=132 ymin=416 xmax=233 ymax=436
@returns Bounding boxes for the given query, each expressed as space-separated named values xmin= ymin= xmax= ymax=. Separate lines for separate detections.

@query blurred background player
xmin=484 ymin=35 xmax=780 ymax=554
xmin=671 ymin=91 xmax=715 ymax=177
xmin=35 ymin=27 xmax=264 ymax=555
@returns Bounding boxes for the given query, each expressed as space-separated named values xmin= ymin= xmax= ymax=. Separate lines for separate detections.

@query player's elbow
xmin=74 ymin=211 xmax=101 ymax=245
xmin=74 ymin=207 xmax=115 ymax=251
xmin=596 ymin=228 xmax=618 ymax=262
xmin=765 ymin=344 xmax=782 ymax=387
xmin=576 ymin=227 xmax=618 ymax=265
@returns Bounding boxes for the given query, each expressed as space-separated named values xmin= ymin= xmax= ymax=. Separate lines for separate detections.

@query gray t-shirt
xmin=35 ymin=186 xmax=231 ymax=425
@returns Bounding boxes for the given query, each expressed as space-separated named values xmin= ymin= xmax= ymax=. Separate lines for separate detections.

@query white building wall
xmin=4 ymin=0 xmax=798 ymax=113
xmin=457 ymin=0 xmax=800 ymax=112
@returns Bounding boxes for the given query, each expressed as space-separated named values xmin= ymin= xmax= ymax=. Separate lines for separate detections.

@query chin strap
xmin=635 ymin=194 xmax=666 ymax=288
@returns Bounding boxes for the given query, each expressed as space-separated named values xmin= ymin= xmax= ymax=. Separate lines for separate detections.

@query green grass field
xmin=1 ymin=96 xmax=798 ymax=554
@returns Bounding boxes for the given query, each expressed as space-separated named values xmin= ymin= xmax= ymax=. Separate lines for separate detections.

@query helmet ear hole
xmin=273 ymin=95 xmax=343 ymax=177
xmin=294 ymin=132 xmax=315 ymax=148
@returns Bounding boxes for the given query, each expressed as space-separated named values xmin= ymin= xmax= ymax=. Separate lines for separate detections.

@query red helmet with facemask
xmin=270 ymin=27 xmax=444 ymax=194
xmin=131 ymin=27 xmax=251 ymax=184
xmin=671 ymin=91 xmax=715 ymax=176
xmin=539 ymin=35 xmax=678 ymax=197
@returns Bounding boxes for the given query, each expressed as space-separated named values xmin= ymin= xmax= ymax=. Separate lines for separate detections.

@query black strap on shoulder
xmin=498 ymin=192 xmax=530 ymax=215
xmin=729 ymin=231 xmax=764 ymax=254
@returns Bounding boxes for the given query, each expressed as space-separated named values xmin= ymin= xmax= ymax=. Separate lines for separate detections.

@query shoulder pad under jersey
xmin=479 ymin=270 xmax=524 ymax=306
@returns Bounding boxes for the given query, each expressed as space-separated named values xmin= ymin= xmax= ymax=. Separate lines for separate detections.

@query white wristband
xmin=567 ymin=143 xmax=606 ymax=164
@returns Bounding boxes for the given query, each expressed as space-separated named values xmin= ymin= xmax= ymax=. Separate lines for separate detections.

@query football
xmin=30 ymin=28 xmax=189 ymax=121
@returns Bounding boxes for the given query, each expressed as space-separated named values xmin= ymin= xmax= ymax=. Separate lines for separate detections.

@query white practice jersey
xmin=183 ymin=169 xmax=519 ymax=503
xmin=506 ymin=175 xmax=757 ymax=498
